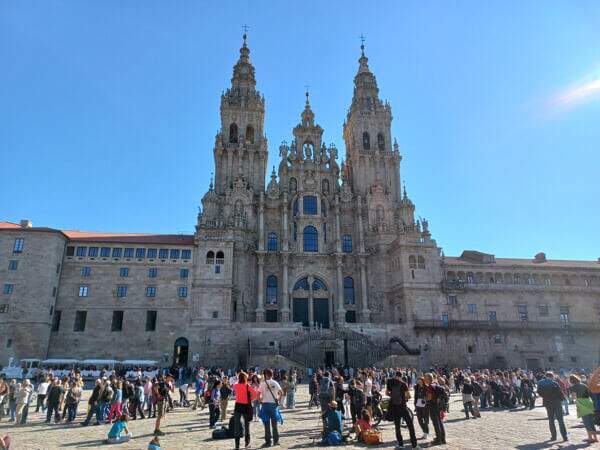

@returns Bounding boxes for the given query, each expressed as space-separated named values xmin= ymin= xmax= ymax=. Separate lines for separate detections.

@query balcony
xmin=413 ymin=319 xmax=600 ymax=332
xmin=441 ymin=280 xmax=466 ymax=292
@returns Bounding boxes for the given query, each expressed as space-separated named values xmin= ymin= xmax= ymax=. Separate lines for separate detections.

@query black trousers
xmin=427 ymin=404 xmax=445 ymax=442
xmin=415 ymin=406 xmax=429 ymax=434
xmin=545 ymin=405 xmax=567 ymax=440
xmin=391 ymin=405 xmax=417 ymax=448
xmin=233 ymin=409 xmax=251 ymax=449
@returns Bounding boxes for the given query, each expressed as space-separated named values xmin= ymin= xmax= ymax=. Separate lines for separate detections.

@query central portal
xmin=313 ymin=298 xmax=330 ymax=328
xmin=292 ymin=276 xmax=330 ymax=328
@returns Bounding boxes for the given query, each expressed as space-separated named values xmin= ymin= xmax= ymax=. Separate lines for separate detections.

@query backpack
xmin=435 ymin=385 xmax=449 ymax=404
xmin=319 ymin=377 xmax=334 ymax=399
xmin=472 ymin=381 xmax=482 ymax=397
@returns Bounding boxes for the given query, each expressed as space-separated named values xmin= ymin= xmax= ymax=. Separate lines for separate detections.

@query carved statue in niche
xmin=303 ymin=141 xmax=313 ymax=160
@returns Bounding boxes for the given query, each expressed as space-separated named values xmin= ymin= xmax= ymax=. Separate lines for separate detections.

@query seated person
xmin=107 ymin=414 xmax=133 ymax=444
xmin=320 ymin=401 xmax=343 ymax=446
xmin=354 ymin=410 xmax=373 ymax=441
xmin=148 ymin=437 xmax=161 ymax=450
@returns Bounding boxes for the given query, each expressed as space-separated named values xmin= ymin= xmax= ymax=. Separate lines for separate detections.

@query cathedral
xmin=1 ymin=35 xmax=599 ymax=370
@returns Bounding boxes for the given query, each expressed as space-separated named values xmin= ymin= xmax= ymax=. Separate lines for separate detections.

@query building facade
xmin=2 ymin=36 xmax=599 ymax=370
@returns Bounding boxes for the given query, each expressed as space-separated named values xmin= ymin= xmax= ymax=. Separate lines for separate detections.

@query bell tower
xmin=343 ymin=43 xmax=401 ymax=202
xmin=214 ymin=33 xmax=268 ymax=195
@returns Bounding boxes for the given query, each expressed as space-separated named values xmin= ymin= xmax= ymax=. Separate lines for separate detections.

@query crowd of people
xmin=0 ymin=364 xmax=599 ymax=449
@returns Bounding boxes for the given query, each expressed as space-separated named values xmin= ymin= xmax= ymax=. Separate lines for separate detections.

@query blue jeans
xmin=9 ymin=400 xmax=16 ymax=421
xmin=561 ymin=399 xmax=569 ymax=415
xmin=67 ymin=402 xmax=78 ymax=422
xmin=286 ymin=390 xmax=296 ymax=408
xmin=96 ymin=400 xmax=106 ymax=423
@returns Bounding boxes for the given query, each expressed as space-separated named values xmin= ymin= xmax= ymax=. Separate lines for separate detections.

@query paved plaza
xmin=0 ymin=385 xmax=592 ymax=449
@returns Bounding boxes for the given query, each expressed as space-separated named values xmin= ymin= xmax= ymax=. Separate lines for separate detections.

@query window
xmin=293 ymin=199 xmax=299 ymax=216
xmin=88 ymin=247 xmax=98 ymax=257
xmin=377 ymin=132 xmax=385 ymax=151
xmin=78 ymin=286 xmax=88 ymax=297
xmin=467 ymin=303 xmax=477 ymax=314
xmin=548 ymin=356 xmax=554 ymax=363
xmin=147 ymin=248 xmax=157 ymax=259
xmin=76 ymin=246 xmax=87 ymax=257
xmin=527 ymin=275 xmax=534 ymax=285
xmin=180 ymin=268 xmax=189 ymax=279
xmin=51 ymin=310 xmax=61 ymax=331
xmin=513 ymin=274 xmax=520 ymax=284
xmin=146 ymin=310 xmax=157 ymax=331
xmin=345 ymin=310 xmax=357 ymax=323
xmin=265 ymin=310 xmax=278 ymax=322
xmin=342 ymin=235 xmax=352 ymax=253
xmin=116 ymin=285 xmax=127 ymax=298
xmin=538 ymin=304 xmax=549 ymax=317
xmin=229 ymin=123 xmax=238 ymax=143
xmin=447 ymin=295 xmax=457 ymax=306
xmin=215 ymin=265 xmax=221 ymax=274
xmin=206 ymin=251 xmax=215 ymax=264
xmin=294 ymin=277 xmax=310 ymax=291
xmin=303 ymin=196 xmax=317 ymax=215
xmin=216 ymin=251 xmax=224 ymax=264
xmin=488 ymin=310 xmax=497 ymax=322
xmin=178 ymin=287 xmax=188 ymax=298
xmin=517 ymin=304 xmax=528 ymax=321
xmin=312 ymin=278 xmax=327 ymax=291
xmin=159 ymin=249 xmax=168 ymax=259
xmin=0 ymin=305 xmax=7 ymax=313
xmin=182 ymin=249 xmax=191 ymax=259
xmin=493 ymin=334 xmax=502 ymax=344
xmin=148 ymin=268 xmax=158 ymax=278
xmin=408 ymin=255 xmax=416 ymax=269
xmin=441 ymin=314 xmax=449 ymax=326
xmin=467 ymin=345 xmax=475 ymax=354
xmin=362 ymin=131 xmax=370 ymax=150
xmin=8 ymin=260 xmax=18 ymax=270
xmin=74 ymin=311 xmax=87 ymax=332
xmin=135 ymin=248 xmax=146 ymax=258
xmin=112 ymin=248 xmax=122 ymax=258
xmin=245 ymin=125 xmax=254 ymax=144
xmin=293 ymin=222 xmax=297 ymax=241
xmin=124 ymin=248 xmax=134 ymax=258
xmin=267 ymin=232 xmax=278 ymax=251
xmin=66 ymin=246 xmax=75 ymax=256
xmin=266 ymin=275 xmax=278 ymax=304
xmin=111 ymin=311 xmax=124 ymax=332
xmin=571 ymin=356 xmax=577 ymax=363
xmin=303 ymin=226 xmax=318 ymax=252
xmin=13 ymin=238 xmax=24 ymax=253
xmin=81 ymin=267 xmax=91 ymax=277
xmin=146 ymin=287 xmax=156 ymax=297
xmin=344 ymin=277 xmax=355 ymax=304
xmin=466 ymin=274 xmax=474 ymax=283
xmin=3 ymin=284 xmax=14 ymax=295
xmin=544 ymin=275 xmax=552 ymax=285
xmin=119 ymin=267 xmax=129 ymax=277
xmin=417 ymin=256 xmax=425 ymax=269
xmin=100 ymin=247 xmax=110 ymax=257
xmin=212 ymin=311 xmax=219 ymax=318
xmin=170 ymin=249 xmax=180 ymax=259
xmin=559 ymin=306 xmax=570 ymax=325
xmin=6 ymin=339 xmax=12 ymax=349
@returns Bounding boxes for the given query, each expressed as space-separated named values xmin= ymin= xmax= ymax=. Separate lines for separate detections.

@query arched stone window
xmin=245 ymin=125 xmax=254 ymax=144
xmin=408 ymin=255 xmax=417 ymax=269
xmin=216 ymin=251 xmax=224 ymax=264
xmin=267 ymin=232 xmax=278 ymax=252
xmin=362 ymin=131 xmax=370 ymax=150
xmin=312 ymin=278 xmax=327 ymax=291
xmin=293 ymin=277 xmax=309 ymax=291
xmin=303 ymin=226 xmax=318 ymax=252
xmin=266 ymin=275 xmax=278 ymax=304
xmin=303 ymin=195 xmax=317 ymax=215
xmin=229 ymin=123 xmax=238 ymax=144
xmin=377 ymin=132 xmax=385 ymax=151
xmin=206 ymin=251 xmax=215 ymax=264
xmin=417 ymin=256 xmax=425 ymax=269
xmin=344 ymin=277 xmax=355 ymax=304
xmin=289 ymin=177 xmax=297 ymax=194
xmin=342 ymin=235 xmax=352 ymax=253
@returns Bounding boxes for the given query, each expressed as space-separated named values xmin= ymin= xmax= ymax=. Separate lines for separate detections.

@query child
xmin=107 ymin=414 xmax=132 ymax=444
xmin=147 ymin=437 xmax=161 ymax=450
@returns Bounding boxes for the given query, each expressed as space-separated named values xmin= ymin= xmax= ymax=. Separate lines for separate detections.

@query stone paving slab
xmin=0 ymin=385 xmax=592 ymax=449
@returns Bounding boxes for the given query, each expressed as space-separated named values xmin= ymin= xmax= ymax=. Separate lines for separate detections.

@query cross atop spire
xmin=304 ymin=84 xmax=310 ymax=106
xmin=359 ymin=34 xmax=366 ymax=55
xmin=242 ymin=25 xmax=249 ymax=46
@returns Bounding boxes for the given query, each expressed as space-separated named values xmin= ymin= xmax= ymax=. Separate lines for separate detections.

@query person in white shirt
xmin=364 ymin=374 xmax=373 ymax=415
xmin=35 ymin=377 xmax=50 ymax=412
xmin=258 ymin=369 xmax=283 ymax=447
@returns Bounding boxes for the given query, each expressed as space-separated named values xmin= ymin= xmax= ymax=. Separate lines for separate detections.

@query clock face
xmin=240 ymin=66 xmax=249 ymax=75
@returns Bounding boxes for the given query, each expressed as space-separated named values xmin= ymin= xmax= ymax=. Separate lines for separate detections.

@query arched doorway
xmin=173 ymin=337 xmax=189 ymax=367
xmin=292 ymin=276 xmax=330 ymax=328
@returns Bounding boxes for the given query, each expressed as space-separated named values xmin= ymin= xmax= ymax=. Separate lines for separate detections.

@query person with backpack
xmin=152 ymin=375 xmax=172 ymax=437
xmin=232 ymin=371 xmax=257 ymax=450
xmin=386 ymin=370 xmax=420 ymax=450
xmin=471 ymin=376 xmax=483 ymax=418
xmin=208 ymin=380 xmax=222 ymax=429
xmin=348 ymin=379 xmax=366 ymax=426
xmin=318 ymin=372 xmax=336 ymax=433
xmin=537 ymin=371 xmax=568 ymax=442
xmin=423 ymin=373 xmax=447 ymax=446
xmin=461 ymin=377 xmax=477 ymax=419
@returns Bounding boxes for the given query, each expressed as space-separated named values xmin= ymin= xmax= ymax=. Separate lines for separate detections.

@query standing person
xmin=35 ymin=377 xmax=50 ymax=413
xmin=0 ymin=376 xmax=8 ymax=421
xmin=286 ymin=373 xmax=297 ymax=409
xmin=208 ymin=380 xmax=222 ymax=429
xmin=143 ymin=378 xmax=154 ymax=417
xmin=250 ymin=374 xmax=261 ymax=422
xmin=65 ymin=381 xmax=81 ymax=423
xmin=45 ymin=379 xmax=65 ymax=423
xmin=558 ymin=374 xmax=570 ymax=416
xmin=461 ymin=377 xmax=476 ymax=419
xmin=15 ymin=380 xmax=32 ymax=424
xmin=232 ymin=371 xmax=256 ymax=450
xmin=413 ymin=377 xmax=429 ymax=439
xmin=192 ymin=374 xmax=205 ymax=411
xmin=318 ymin=371 xmax=336 ymax=431
xmin=386 ymin=370 xmax=420 ymax=450
xmin=220 ymin=377 xmax=233 ymax=422
xmin=80 ymin=379 xmax=103 ymax=426
xmin=348 ymin=380 xmax=365 ymax=426
xmin=258 ymin=369 xmax=283 ymax=447
xmin=537 ymin=372 xmax=568 ymax=442
xmin=7 ymin=381 xmax=17 ymax=422
xmin=570 ymin=373 xmax=598 ymax=443
xmin=130 ymin=379 xmax=145 ymax=420
xmin=471 ymin=376 xmax=482 ymax=418
xmin=107 ymin=381 xmax=123 ymax=423
xmin=308 ymin=375 xmax=319 ymax=409
xmin=423 ymin=373 xmax=447 ymax=446
xmin=152 ymin=375 xmax=172 ymax=437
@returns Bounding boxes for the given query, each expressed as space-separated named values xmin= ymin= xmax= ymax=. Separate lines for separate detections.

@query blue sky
xmin=1 ymin=1 xmax=599 ymax=260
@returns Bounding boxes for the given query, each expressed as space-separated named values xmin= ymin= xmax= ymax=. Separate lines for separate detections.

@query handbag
xmin=362 ymin=429 xmax=383 ymax=445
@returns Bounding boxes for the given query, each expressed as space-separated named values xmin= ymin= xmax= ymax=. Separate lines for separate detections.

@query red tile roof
xmin=444 ymin=256 xmax=600 ymax=269
xmin=0 ymin=222 xmax=194 ymax=245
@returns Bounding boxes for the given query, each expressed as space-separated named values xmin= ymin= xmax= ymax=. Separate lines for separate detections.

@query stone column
xmin=308 ymin=275 xmax=314 ymax=326
xmin=255 ymin=253 xmax=265 ymax=322
xmin=335 ymin=255 xmax=345 ymax=325
xmin=281 ymin=253 xmax=290 ymax=321
xmin=359 ymin=256 xmax=370 ymax=322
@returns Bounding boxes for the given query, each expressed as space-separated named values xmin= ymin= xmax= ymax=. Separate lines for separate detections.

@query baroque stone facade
xmin=1 ymin=37 xmax=599 ymax=370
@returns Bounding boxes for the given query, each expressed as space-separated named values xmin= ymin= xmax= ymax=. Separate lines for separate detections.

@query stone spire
xmin=230 ymin=32 xmax=256 ymax=91
xmin=300 ymin=90 xmax=315 ymax=127
xmin=351 ymin=41 xmax=380 ymax=107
